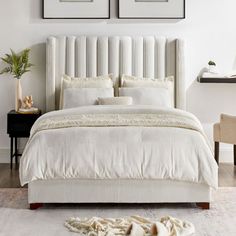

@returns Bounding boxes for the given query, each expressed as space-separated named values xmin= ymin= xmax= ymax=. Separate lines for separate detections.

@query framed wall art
xmin=118 ymin=0 xmax=185 ymax=19
xmin=43 ymin=0 xmax=110 ymax=19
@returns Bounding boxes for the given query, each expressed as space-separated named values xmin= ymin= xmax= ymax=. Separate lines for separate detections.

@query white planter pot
xmin=15 ymin=79 xmax=22 ymax=112
xmin=208 ymin=65 xmax=218 ymax=74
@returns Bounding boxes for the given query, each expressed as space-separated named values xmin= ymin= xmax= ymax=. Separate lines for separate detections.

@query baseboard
xmin=219 ymin=147 xmax=234 ymax=163
xmin=0 ymin=148 xmax=10 ymax=163
xmin=0 ymin=148 xmax=24 ymax=164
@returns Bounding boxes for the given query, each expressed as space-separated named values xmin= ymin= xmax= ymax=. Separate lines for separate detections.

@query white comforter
xmin=20 ymin=106 xmax=218 ymax=187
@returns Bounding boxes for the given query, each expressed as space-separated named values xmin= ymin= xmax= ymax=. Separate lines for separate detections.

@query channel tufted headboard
xmin=46 ymin=36 xmax=185 ymax=111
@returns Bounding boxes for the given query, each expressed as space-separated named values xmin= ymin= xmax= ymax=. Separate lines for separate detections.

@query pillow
xmin=120 ymin=75 xmax=174 ymax=106
xmin=62 ymin=74 xmax=113 ymax=89
xmin=119 ymin=87 xmax=172 ymax=108
xmin=60 ymin=74 xmax=114 ymax=109
xmin=98 ymin=97 xmax=133 ymax=105
xmin=63 ymin=88 xmax=114 ymax=109
xmin=121 ymin=74 xmax=174 ymax=87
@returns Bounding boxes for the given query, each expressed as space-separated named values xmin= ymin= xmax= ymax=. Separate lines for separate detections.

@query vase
xmin=208 ymin=65 xmax=218 ymax=74
xmin=15 ymin=79 xmax=22 ymax=112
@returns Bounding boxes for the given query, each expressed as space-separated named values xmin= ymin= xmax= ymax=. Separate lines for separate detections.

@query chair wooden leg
xmin=214 ymin=142 xmax=219 ymax=164
xmin=196 ymin=202 xmax=210 ymax=210
xmin=30 ymin=203 xmax=43 ymax=210
xmin=234 ymin=145 xmax=236 ymax=166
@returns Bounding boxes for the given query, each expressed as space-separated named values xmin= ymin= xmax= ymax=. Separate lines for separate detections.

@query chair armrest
xmin=221 ymin=114 xmax=236 ymax=124
xmin=213 ymin=123 xmax=220 ymax=142
xmin=219 ymin=114 xmax=236 ymax=144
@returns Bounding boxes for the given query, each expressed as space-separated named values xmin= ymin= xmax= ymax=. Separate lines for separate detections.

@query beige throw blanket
xmin=30 ymin=109 xmax=205 ymax=142
xmin=64 ymin=215 xmax=195 ymax=236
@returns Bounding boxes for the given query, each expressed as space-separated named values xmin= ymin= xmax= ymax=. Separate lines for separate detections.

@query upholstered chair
xmin=214 ymin=114 xmax=236 ymax=165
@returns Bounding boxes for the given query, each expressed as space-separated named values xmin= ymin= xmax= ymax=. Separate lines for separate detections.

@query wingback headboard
xmin=46 ymin=36 xmax=185 ymax=111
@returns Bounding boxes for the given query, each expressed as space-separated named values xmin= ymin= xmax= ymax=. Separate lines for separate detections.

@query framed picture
xmin=118 ymin=0 xmax=185 ymax=19
xmin=43 ymin=0 xmax=110 ymax=19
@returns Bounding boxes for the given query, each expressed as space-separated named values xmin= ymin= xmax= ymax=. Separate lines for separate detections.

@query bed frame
xmin=29 ymin=35 xmax=211 ymax=209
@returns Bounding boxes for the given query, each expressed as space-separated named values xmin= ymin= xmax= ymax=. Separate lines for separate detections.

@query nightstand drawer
xmin=7 ymin=110 xmax=41 ymax=137
xmin=7 ymin=122 xmax=34 ymax=135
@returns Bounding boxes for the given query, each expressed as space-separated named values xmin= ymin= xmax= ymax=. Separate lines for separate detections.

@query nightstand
xmin=7 ymin=110 xmax=41 ymax=169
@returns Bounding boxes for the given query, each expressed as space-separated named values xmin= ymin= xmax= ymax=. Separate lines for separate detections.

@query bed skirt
xmin=28 ymin=179 xmax=211 ymax=204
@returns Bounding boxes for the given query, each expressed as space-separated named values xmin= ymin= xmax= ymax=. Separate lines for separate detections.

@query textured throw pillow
xmin=98 ymin=97 xmax=133 ymax=105
xmin=60 ymin=74 xmax=114 ymax=109
xmin=120 ymin=75 xmax=174 ymax=106
xmin=63 ymin=88 xmax=114 ymax=109
xmin=119 ymin=87 xmax=172 ymax=108
xmin=121 ymin=74 xmax=174 ymax=87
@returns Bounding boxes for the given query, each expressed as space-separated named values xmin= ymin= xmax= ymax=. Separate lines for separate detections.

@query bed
xmin=19 ymin=36 xmax=218 ymax=209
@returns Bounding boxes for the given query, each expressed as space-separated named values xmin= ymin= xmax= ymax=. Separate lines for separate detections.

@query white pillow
xmin=121 ymin=75 xmax=174 ymax=106
xmin=119 ymin=87 xmax=172 ymax=108
xmin=63 ymin=88 xmax=114 ymax=109
xmin=60 ymin=74 xmax=114 ymax=109
xmin=121 ymin=74 xmax=174 ymax=87
xmin=98 ymin=97 xmax=133 ymax=105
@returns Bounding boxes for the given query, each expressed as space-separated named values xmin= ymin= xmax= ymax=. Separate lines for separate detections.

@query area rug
xmin=0 ymin=188 xmax=235 ymax=236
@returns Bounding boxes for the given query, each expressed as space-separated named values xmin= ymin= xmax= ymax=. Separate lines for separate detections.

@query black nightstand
xmin=7 ymin=110 xmax=41 ymax=169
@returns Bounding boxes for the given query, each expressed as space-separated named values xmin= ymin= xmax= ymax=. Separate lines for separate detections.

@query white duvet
xmin=20 ymin=105 xmax=218 ymax=188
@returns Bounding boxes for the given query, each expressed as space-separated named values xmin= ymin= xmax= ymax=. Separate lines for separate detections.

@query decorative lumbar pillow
xmin=119 ymin=87 xmax=172 ymax=108
xmin=120 ymin=75 xmax=174 ymax=106
xmin=60 ymin=74 xmax=114 ymax=109
xmin=98 ymin=97 xmax=133 ymax=105
xmin=63 ymin=88 xmax=114 ymax=109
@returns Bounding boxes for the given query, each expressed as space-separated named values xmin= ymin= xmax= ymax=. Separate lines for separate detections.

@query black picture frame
xmin=118 ymin=0 xmax=185 ymax=19
xmin=42 ymin=0 xmax=110 ymax=19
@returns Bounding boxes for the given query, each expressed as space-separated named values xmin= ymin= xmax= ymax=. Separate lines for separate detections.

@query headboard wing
xmin=46 ymin=36 xmax=185 ymax=111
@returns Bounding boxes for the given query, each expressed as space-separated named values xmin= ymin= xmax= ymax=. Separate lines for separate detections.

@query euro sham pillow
xmin=119 ymin=87 xmax=172 ymax=108
xmin=98 ymin=97 xmax=133 ymax=105
xmin=60 ymin=74 xmax=114 ymax=109
xmin=120 ymin=75 xmax=174 ymax=107
xmin=62 ymin=88 xmax=114 ymax=109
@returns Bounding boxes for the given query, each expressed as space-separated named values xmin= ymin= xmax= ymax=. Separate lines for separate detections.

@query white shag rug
xmin=0 ymin=188 xmax=235 ymax=236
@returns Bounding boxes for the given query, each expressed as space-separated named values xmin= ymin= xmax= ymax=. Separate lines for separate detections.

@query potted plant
xmin=208 ymin=60 xmax=218 ymax=74
xmin=0 ymin=49 xmax=33 ymax=111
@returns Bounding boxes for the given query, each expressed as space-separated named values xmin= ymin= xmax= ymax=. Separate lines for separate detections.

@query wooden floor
xmin=0 ymin=163 xmax=235 ymax=188
xmin=218 ymin=163 xmax=236 ymax=187
xmin=0 ymin=164 xmax=21 ymax=188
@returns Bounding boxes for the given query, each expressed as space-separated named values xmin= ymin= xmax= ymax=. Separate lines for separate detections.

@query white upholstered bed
xmin=20 ymin=36 xmax=218 ymax=209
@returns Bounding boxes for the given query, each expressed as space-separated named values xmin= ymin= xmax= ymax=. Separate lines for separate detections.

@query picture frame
xmin=118 ymin=0 xmax=185 ymax=19
xmin=42 ymin=0 xmax=110 ymax=19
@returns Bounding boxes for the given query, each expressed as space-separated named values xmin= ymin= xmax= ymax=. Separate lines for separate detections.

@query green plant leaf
xmin=1 ymin=57 xmax=10 ymax=64
xmin=208 ymin=60 xmax=216 ymax=66
xmin=0 ymin=48 xmax=33 ymax=79
xmin=21 ymin=49 xmax=30 ymax=64
xmin=26 ymin=63 xmax=34 ymax=68
xmin=0 ymin=67 xmax=11 ymax=75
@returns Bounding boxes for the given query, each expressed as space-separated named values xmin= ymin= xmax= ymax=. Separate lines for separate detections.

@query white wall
xmin=0 ymin=0 xmax=236 ymax=162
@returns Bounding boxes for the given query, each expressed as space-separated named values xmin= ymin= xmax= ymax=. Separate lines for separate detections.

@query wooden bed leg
xmin=30 ymin=203 xmax=43 ymax=210
xmin=196 ymin=202 xmax=210 ymax=210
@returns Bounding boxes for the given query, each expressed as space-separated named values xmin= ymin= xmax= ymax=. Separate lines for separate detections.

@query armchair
xmin=214 ymin=114 xmax=236 ymax=165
